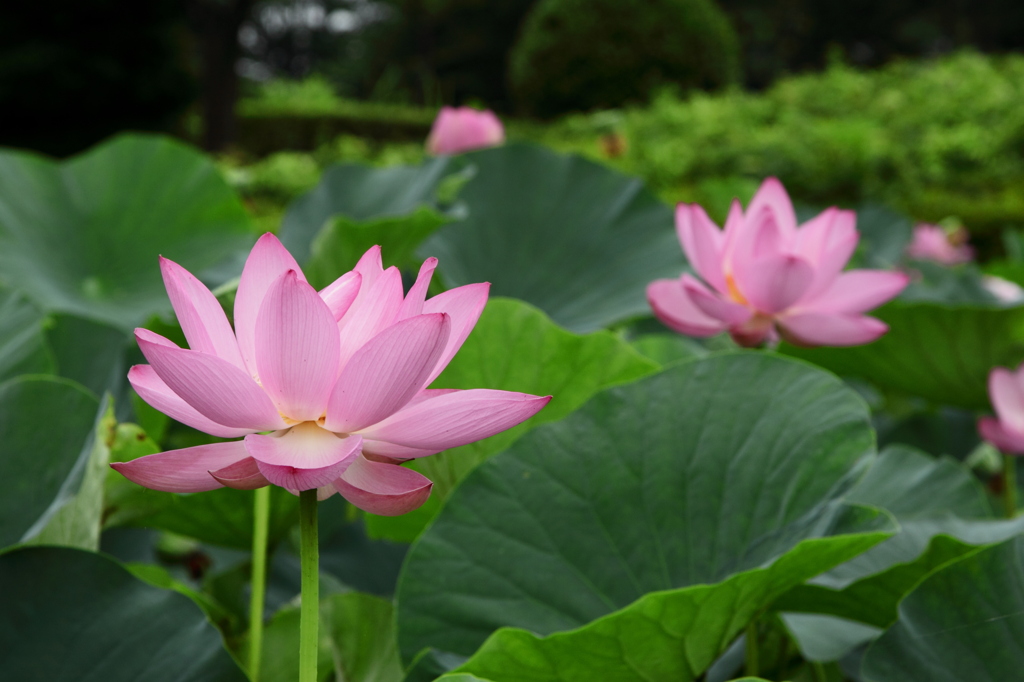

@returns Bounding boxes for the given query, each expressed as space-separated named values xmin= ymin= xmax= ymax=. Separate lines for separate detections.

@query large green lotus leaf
xmin=396 ymin=352 xmax=877 ymax=662
xmin=46 ymin=313 xmax=131 ymax=400
xmin=0 ymin=376 xmax=99 ymax=549
xmin=452 ymin=529 xmax=889 ymax=682
xmin=861 ymin=535 xmax=1024 ymax=682
xmin=278 ymin=157 xmax=455 ymax=265
xmin=0 ymin=285 xmax=52 ymax=381
xmin=781 ymin=301 xmax=1024 ymax=409
xmin=305 ymin=207 xmax=451 ymax=289
xmin=422 ymin=143 xmax=686 ymax=333
xmin=367 ymin=298 xmax=658 ymax=543
xmin=773 ymin=446 xmax=1024 ymax=633
xmin=0 ymin=134 xmax=253 ymax=330
xmin=0 ymin=546 xmax=245 ymax=681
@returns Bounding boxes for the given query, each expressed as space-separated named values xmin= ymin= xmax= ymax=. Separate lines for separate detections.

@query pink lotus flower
xmin=647 ymin=178 xmax=909 ymax=348
xmin=906 ymin=223 xmax=973 ymax=265
xmin=112 ymin=234 xmax=550 ymax=515
xmin=979 ymin=364 xmax=1024 ymax=454
xmin=426 ymin=106 xmax=505 ymax=155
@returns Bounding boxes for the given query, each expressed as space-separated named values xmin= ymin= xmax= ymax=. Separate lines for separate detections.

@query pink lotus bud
xmin=906 ymin=223 xmax=974 ymax=265
xmin=426 ymin=106 xmax=505 ymax=155
xmin=647 ymin=177 xmax=909 ymax=348
xmin=979 ymin=364 xmax=1024 ymax=455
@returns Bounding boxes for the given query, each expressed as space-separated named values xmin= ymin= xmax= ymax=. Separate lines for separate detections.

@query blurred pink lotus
xmin=906 ymin=223 xmax=974 ymax=265
xmin=112 ymin=234 xmax=550 ymax=515
xmin=979 ymin=364 xmax=1024 ymax=454
xmin=426 ymin=106 xmax=505 ymax=155
xmin=647 ymin=178 xmax=909 ymax=348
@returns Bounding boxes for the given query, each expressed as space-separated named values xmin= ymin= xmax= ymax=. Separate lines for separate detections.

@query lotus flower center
xmin=725 ymin=274 xmax=748 ymax=305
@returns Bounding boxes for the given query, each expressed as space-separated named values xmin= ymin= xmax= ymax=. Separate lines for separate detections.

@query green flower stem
xmin=299 ymin=489 xmax=320 ymax=682
xmin=744 ymin=619 xmax=759 ymax=677
xmin=248 ymin=486 xmax=271 ymax=681
xmin=1005 ymin=453 xmax=1018 ymax=519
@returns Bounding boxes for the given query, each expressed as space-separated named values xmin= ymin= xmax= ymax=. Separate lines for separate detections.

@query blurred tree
xmin=508 ymin=0 xmax=740 ymax=117
xmin=0 ymin=1 xmax=197 ymax=157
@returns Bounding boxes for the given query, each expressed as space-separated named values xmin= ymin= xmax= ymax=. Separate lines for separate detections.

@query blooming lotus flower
xmin=111 ymin=234 xmax=550 ymax=515
xmin=979 ymin=364 xmax=1024 ymax=455
xmin=906 ymin=223 xmax=973 ymax=265
xmin=426 ymin=106 xmax=505 ymax=155
xmin=647 ymin=178 xmax=909 ymax=348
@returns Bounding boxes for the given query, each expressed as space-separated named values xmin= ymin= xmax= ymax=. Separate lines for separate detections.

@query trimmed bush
xmin=509 ymin=0 xmax=740 ymax=117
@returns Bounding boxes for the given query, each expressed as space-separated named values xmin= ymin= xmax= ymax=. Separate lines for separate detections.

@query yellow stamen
xmin=725 ymin=273 xmax=748 ymax=305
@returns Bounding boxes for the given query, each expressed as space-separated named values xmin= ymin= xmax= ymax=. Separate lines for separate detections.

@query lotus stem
xmin=745 ymin=619 xmax=759 ymax=677
xmin=248 ymin=486 xmax=270 ymax=681
xmin=1005 ymin=454 xmax=1018 ymax=519
xmin=299 ymin=489 xmax=319 ymax=682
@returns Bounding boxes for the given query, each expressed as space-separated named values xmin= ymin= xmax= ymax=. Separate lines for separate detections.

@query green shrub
xmin=530 ymin=51 xmax=1024 ymax=232
xmin=508 ymin=0 xmax=741 ymax=117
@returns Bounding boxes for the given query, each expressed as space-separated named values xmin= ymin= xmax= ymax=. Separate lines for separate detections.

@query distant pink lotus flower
xmin=979 ymin=364 xmax=1024 ymax=455
xmin=906 ymin=223 xmax=973 ymax=265
xmin=112 ymin=235 xmax=550 ymax=515
xmin=426 ymin=106 xmax=505 ymax=155
xmin=647 ymin=178 xmax=909 ymax=348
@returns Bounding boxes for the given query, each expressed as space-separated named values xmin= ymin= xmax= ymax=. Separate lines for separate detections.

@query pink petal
xmin=256 ymin=456 xmax=356 ymax=492
xmin=778 ymin=312 xmax=888 ymax=347
xmin=646 ymin=279 xmax=727 ymax=337
xmin=320 ymin=271 xmax=362 ymax=321
xmin=681 ymin=274 xmax=752 ymax=325
xmin=235 ymin=234 xmax=306 ymax=379
xmin=979 ymin=416 xmax=1024 ymax=455
xmin=110 ymin=441 xmax=249 ymax=493
xmin=797 ymin=270 xmax=908 ymax=314
xmin=334 ymin=455 xmax=433 ymax=516
xmin=337 ymin=266 xmax=405 ymax=374
xmin=160 ymin=258 xmax=244 ymax=368
xmin=325 ymin=313 xmax=450 ymax=433
xmin=426 ymin=107 xmax=504 ymax=155
xmin=735 ymin=254 xmax=815 ymax=314
xmin=421 ymin=282 xmax=490 ymax=385
xmin=675 ymin=204 xmax=726 ymax=293
xmin=397 ymin=258 xmax=438 ymax=320
xmin=209 ymin=457 xmax=270 ymax=490
xmin=245 ymin=424 xmax=362 ymax=469
xmin=990 ymin=368 xmax=1024 ymax=435
xmin=362 ymin=439 xmax=440 ymax=460
xmin=136 ymin=330 xmax=286 ymax=430
xmin=353 ymin=245 xmax=384 ymax=291
xmin=803 ymin=211 xmax=858 ymax=298
xmin=745 ymin=177 xmax=797 ymax=238
xmin=256 ymin=271 xmax=340 ymax=421
xmin=356 ymin=389 xmax=551 ymax=451
xmin=128 ymin=365 xmax=255 ymax=439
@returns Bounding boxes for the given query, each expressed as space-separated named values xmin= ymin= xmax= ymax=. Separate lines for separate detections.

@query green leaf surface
xmin=772 ymin=446 xmax=1024 ymax=631
xmin=0 ymin=546 xmax=245 ymax=681
xmin=453 ymin=530 xmax=890 ymax=682
xmin=629 ymin=333 xmax=708 ymax=366
xmin=781 ymin=301 xmax=1024 ymax=409
xmin=29 ymin=398 xmax=115 ymax=551
xmin=396 ymin=352 xmax=877 ymax=662
xmin=422 ymin=143 xmax=686 ymax=333
xmin=415 ymin=297 xmax=656 ymax=497
xmin=0 ymin=376 xmax=99 ymax=549
xmin=46 ymin=314 xmax=130 ymax=399
xmin=0 ymin=285 xmax=52 ymax=381
xmin=861 ymin=536 xmax=1024 ymax=681
xmin=779 ymin=613 xmax=882 ymax=663
xmin=279 ymin=157 xmax=454 ymax=265
xmin=0 ymin=134 xmax=253 ymax=330
xmin=305 ymin=207 xmax=451 ymax=289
